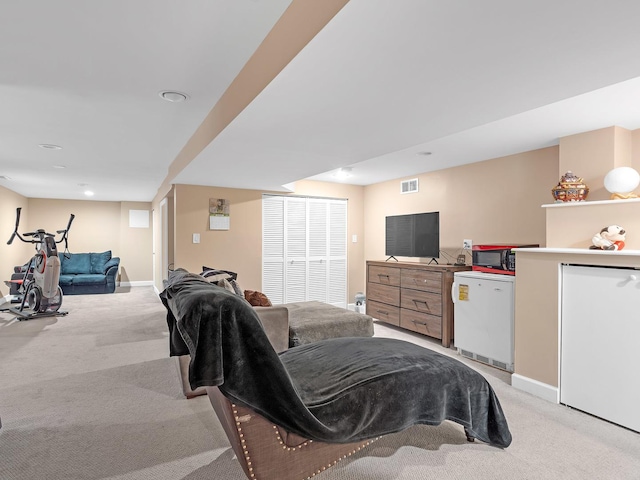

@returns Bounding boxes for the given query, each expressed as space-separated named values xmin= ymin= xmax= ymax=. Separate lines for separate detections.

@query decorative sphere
xmin=604 ymin=167 xmax=640 ymax=194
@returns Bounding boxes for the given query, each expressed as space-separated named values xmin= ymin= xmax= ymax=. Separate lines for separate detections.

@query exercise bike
xmin=2 ymin=207 xmax=74 ymax=320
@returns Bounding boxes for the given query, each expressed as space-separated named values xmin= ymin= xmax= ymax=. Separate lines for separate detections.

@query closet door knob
xmin=630 ymin=274 xmax=637 ymax=281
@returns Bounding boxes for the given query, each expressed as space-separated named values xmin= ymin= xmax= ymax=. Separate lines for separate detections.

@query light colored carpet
xmin=1 ymin=288 xmax=639 ymax=480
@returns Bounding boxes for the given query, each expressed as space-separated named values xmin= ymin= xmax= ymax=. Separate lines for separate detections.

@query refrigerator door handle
xmin=451 ymin=282 xmax=457 ymax=304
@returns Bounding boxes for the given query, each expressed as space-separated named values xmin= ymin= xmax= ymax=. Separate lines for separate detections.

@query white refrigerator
xmin=452 ymin=271 xmax=515 ymax=372
xmin=560 ymin=265 xmax=640 ymax=433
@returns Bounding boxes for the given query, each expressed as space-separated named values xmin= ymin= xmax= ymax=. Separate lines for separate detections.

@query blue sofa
xmin=58 ymin=251 xmax=120 ymax=295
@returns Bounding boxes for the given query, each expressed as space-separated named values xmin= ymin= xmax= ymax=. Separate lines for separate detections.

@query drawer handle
xmin=413 ymin=300 xmax=429 ymax=307
xmin=376 ymin=309 xmax=389 ymax=315
xmin=411 ymin=320 xmax=428 ymax=327
xmin=414 ymin=279 xmax=428 ymax=284
xmin=378 ymin=274 xmax=390 ymax=278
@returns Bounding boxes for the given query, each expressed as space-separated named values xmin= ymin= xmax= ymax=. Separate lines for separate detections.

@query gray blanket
xmin=160 ymin=269 xmax=512 ymax=448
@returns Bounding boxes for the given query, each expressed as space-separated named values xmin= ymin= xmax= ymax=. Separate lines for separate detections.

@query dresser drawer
xmin=400 ymin=309 xmax=442 ymax=339
xmin=366 ymin=300 xmax=400 ymax=326
xmin=401 ymin=269 xmax=441 ymax=292
xmin=368 ymin=265 xmax=401 ymax=287
xmin=401 ymin=288 xmax=442 ymax=316
xmin=367 ymin=282 xmax=400 ymax=307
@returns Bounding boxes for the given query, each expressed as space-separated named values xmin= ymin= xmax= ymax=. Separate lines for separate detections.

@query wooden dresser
xmin=366 ymin=260 xmax=471 ymax=347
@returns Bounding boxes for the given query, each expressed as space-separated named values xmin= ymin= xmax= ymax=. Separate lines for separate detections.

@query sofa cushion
xmin=90 ymin=251 xmax=112 ymax=274
xmin=72 ymin=274 xmax=107 ymax=286
xmin=60 ymin=253 xmax=92 ymax=275
xmin=58 ymin=274 xmax=74 ymax=286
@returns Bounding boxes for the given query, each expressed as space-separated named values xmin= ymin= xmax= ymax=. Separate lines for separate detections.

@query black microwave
xmin=471 ymin=244 xmax=538 ymax=275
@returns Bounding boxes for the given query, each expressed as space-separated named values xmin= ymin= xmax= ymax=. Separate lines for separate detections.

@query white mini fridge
xmin=452 ymin=271 xmax=515 ymax=372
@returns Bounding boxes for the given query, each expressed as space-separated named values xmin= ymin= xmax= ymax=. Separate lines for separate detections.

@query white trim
xmin=542 ymin=198 xmax=640 ymax=208
xmin=119 ymin=281 xmax=154 ymax=287
xmin=516 ymin=247 xmax=640 ymax=256
xmin=512 ymin=373 xmax=559 ymax=403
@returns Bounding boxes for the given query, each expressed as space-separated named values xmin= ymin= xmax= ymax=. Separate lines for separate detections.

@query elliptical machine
xmin=3 ymin=207 xmax=74 ymax=320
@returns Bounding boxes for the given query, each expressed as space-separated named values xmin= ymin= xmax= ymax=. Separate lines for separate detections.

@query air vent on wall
xmin=400 ymin=178 xmax=419 ymax=194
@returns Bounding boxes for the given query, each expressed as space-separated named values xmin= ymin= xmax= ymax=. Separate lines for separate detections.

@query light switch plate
xmin=463 ymin=239 xmax=472 ymax=250
xmin=193 ymin=233 xmax=200 ymax=244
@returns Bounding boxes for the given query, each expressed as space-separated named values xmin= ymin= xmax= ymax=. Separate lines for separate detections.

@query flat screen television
xmin=385 ymin=211 xmax=440 ymax=262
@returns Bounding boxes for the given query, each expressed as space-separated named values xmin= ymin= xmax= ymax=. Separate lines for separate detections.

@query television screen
xmin=385 ymin=212 xmax=439 ymax=259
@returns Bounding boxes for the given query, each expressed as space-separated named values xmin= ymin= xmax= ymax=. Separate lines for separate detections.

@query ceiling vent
xmin=400 ymin=178 xmax=419 ymax=194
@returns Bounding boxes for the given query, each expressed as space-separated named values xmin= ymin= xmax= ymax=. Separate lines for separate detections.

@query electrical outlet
xmin=463 ymin=239 xmax=472 ymax=250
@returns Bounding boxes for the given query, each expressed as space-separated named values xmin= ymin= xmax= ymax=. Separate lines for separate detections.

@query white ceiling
xmin=3 ymin=0 xmax=640 ymax=201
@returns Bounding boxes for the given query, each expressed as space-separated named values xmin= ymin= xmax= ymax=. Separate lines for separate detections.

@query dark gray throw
xmin=160 ymin=269 xmax=512 ymax=448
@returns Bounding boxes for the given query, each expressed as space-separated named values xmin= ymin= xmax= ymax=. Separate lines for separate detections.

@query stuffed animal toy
xmin=590 ymin=225 xmax=626 ymax=250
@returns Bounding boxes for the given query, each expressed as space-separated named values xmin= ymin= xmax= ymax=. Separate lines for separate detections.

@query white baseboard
xmin=512 ymin=373 xmax=559 ymax=403
xmin=118 ymin=281 xmax=154 ymax=288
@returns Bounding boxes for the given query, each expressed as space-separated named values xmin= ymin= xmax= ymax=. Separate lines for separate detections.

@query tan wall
xmin=515 ymin=251 xmax=640 ymax=387
xmin=546 ymin=200 xmax=640 ymax=249
xmin=0 ymin=186 xmax=30 ymax=298
xmin=559 ymin=127 xmax=616 ymax=201
xmin=632 ymin=129 xmax=640 ymax=173
xmin=171 ymin=182 xmax=366 ymax=300
xmin=363 ymin=147 xmax=559 ymax=265
xmin=26 ymin=199 xmax=153 ymax=284
xmin=516 ymin=125 xmax=640 ymax=389
xmin=118 ymin=202 xmax=154 ymax=284
xmin=173 ymin=184 xmax=265 ymax=291
xmin=559 ymin=126 xmax=639 ymax=201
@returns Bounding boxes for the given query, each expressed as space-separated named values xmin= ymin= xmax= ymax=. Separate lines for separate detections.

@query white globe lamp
xmin=603 ymin=167 xmax=640 ymax=200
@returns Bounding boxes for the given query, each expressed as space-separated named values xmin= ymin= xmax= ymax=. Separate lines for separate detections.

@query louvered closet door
xmin=262 ymin=196 xmax=285 ymax=304
xmin=285 ymin=197 xmax=307 ymax=303
xmin=327 ymin=201 xmax=347 ymax=306
xmin=262 ymin=195 xmax=347 ymax=307
xmin=307 ymin=199 xmax=328 ymax=302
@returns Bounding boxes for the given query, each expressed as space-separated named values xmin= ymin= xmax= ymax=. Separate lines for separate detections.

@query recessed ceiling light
xmin=39 ymin=144 xmax=63 ymax=150
xmin=84 ymin=190 xmax=94 ymax=197
xmin=417 ymin=151 xmax=432 ymax=156
xmin=333 ymin=167 xmax=353 ymax=180
xmin=159 ymin=90 xmax=189 ymax=102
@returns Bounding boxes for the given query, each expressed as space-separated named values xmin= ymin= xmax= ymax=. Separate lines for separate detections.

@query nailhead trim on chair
xmin=232 ymin=403 xmax=382 ymax=480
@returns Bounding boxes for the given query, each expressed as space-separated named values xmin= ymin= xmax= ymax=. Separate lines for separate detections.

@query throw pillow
xmin=216 ymin=278 xmax=237 ymax=294
xmin=201 ymin=266 xmax=238 ymax=281
xmin=203 ymin=272 xmax=232 ymax=283
xmin=244 ymin=290 xmax=272 ymax=307
xmin=228 ymin=278 xmax=244 ymax=296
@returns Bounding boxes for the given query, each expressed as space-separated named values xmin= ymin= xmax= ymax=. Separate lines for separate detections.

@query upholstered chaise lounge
xmin=160 ymin=270 xmax=512 ymax=480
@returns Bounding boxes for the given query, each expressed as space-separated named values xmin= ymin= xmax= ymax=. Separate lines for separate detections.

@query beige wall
xmin=172 ymin=184 xmax=265 ymax=291
xmin=0 ymin=186 xmax=30 ymax=298
xmin=546 ymin=199 xmax=640 ymax=249
xmin=170 ymin=181 xmax=366 ymax=301
xmin=559 ymin=126 xmax=639 ymax=201
xmin=1 ymin=189 xmax=153 ymax=298
xmin=515 ymin=125 xmax=640 ymax=389
xmin=118 ymin=202 xmax=154 ymax=284
xmin=516 ymin=251 xmax=640 ymax=387
xmin=363 ymin=147 xmax=559 ymax=264
xmin=163 ymin=148 xmax=558 ymax=301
